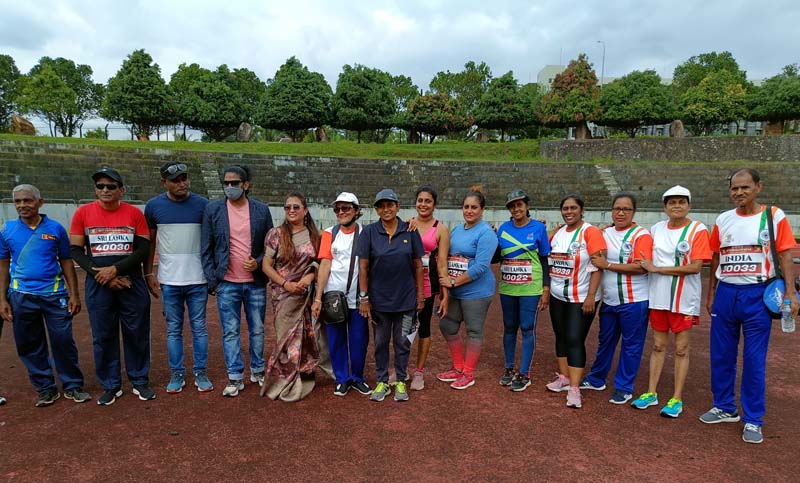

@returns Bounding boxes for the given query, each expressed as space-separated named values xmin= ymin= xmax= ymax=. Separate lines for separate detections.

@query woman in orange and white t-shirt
xmin=545 ymin=194 xmax=606 ymax=409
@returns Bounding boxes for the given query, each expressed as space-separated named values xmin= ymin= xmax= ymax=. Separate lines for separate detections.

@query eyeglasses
xmin=95 ymin=183 xmax=119 ymax=191
xmin=333 ymin=206 xmax=353 ymax=214
xmin=613 ymin=207 xmax=635 ymax=213
xmin=164 ymin=163 xmax=187 ymax=175
xmin=284 ymin=204 xmax=303 ymax=212
xmin=223 ymin=180 xmax=242 ymax=187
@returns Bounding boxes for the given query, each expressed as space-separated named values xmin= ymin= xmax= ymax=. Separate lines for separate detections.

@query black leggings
xmin=549 ymin=296 xmax=597 ymax=368
xmin=418 ymin=296 xmax=435 ymax=339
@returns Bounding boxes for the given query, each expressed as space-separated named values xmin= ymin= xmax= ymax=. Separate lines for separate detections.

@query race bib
xmin=422 ymin=255 xmax=430 ymax=277
xmin=87 ymin=226 xmax=135 ymax=257
xmin=447 ymin=255 xmax=469 ymax=278
xmin=719 ymin=245 xmax=764 ymax=277
xmin=548 ymin=252 xmax=574 ymax=279
xmin=501 ymin=259 xmax=533 ymax=284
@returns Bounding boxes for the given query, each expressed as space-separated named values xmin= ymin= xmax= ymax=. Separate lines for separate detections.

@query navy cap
xmin=373 ymin=188 xmax=400 ymax=206
xmin=92 ymin=167 xmax=124 ymax=185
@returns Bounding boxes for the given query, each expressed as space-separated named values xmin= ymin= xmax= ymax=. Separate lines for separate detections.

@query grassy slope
xmin=0 ymin=134 xmax=543 ymax=162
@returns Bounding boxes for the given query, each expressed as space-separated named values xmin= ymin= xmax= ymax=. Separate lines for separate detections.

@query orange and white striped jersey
xmin=710 ymin=205 xmax=796 ymax=285
xmin=549 ymin=222 xmax=606 ymax=303
xmin=601 ymin=224 xmax=653 ymax=306
xmin=648 ymin=219 xmax=711 ymax=316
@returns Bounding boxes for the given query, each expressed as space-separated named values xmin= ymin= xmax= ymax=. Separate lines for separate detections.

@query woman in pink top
xmin=408 ymin=186 xmax=449 ymax=390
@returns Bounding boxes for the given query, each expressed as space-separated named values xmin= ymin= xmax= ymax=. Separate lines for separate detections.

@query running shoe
xmin=699 ymin=407 xmax=740 ymax=424
xmin=510 ymin=374 xmax=531 ymax=392
xmin=410 ymin=369 xmax=425 ymax=391
xmin=194 ymin=372 xmax=214 ymax=392
xmin=393 ymin=382 xmax=409 ymax=401
xmin=499 ymin=368 xmax=515 ymax=386
xmin=566 ymin=387 xmax=582 ymax=408
xmin=546 ymin=373 xmax=570 ymax=393
xmin=35 ymin=389 xmax=60 ymax=407
xmin=166 ymin=372 xmax=186 ymax=394
xmin=223 ymin=379 xmax=245 ymax=397
xmin=450 ymin=373 xmax=476 ymax=390
xmin=370 ymin=382 xmax=391 ymax=402
xmin=660 ymin=398 xmax=683 ymax=418
xmin=742 ymin=423 xmax=763 ymax=444
xmin=133 ymin=384 xmax=156 ymax=401
xmin=64 ymin=388 xmax=91 ymax=403
xmin=437 ymin=368 xmax=462 ymax=382
xmin=609 ymin=390 xmax=632 ymax=405
xmin=579 ymin=377 xmax=607 ymax=391
xmin=250 ymin=371 xmax=265 ymax=387
xmin=334 ymin=382 xmax=350 ymax=397
xmin=0 ymin=395 xmax=6 ymax=406
xmin=350 ymin=380 xmax=372 ymax=395
xmin=631 ymin=392 xmax=659 ymax=410
xmin=97 ymin=388 xmax=123 ymax=406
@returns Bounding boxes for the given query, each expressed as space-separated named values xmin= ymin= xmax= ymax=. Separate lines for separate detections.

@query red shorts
xmin=649 ymin=309 xmax=698 ymax=333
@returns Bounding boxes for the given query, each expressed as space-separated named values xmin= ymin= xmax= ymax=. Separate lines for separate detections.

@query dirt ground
xmin=0 ymin=271 xmax=798 ymax=483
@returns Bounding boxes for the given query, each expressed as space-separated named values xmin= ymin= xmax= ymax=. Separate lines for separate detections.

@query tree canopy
xmin=258 ymin=56 xmax=331 ymax=141
xmin=406 ymin=92 xmax=472 ymax=143
xmin=331 ymin=64 xmax=395 ymax=142
xmin=680 ymin=69 xmax=747 ymax=135
xmin=538 ymin=54 xmax=600 ymax=136
xmin=473 ymin=72 xmax=530 ymax=140
xmin=672 ymin=51 xmax=747 ymax=95
xmin=103 ymin=49 xmax=175 ymax=140
xmin=170 ymin=63 xmax=264 ymax=141
xmin=598 ymin=70 xmax=677 ymax=137
xmin=0 ymin=54 xmax=20 ymax=130
xmin=429 ymin=61 xmax=492 ymax=116
xmin=748 ymin=64 xmax=800 ymax=131
xmin=17 ymin=56 xmax=103 ymax=137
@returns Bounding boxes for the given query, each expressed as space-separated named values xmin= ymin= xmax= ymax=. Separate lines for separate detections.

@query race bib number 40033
xmin=719 ymin=245 xmax=764 ymax=277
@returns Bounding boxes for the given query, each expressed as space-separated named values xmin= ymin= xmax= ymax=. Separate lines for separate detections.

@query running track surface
xmin=0 ymin=270 xmax=798 ymax=483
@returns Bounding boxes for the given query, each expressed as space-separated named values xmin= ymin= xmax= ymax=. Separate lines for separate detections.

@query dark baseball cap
xmin=505 ymin=189 xmax=530 ymax=207
xmin=373 ymin=188 xmax=400 ymax=206
xmin=91 ymin=167 xmax=124 ymax=186
xmin=160 ymin=162 xmax=188 ymax=180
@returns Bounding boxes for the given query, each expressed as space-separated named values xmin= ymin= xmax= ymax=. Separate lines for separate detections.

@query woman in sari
xmin=262 ymin=192 xmax=321 ymax=402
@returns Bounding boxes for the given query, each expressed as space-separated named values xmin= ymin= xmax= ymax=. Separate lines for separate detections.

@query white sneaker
xmin=223 ymin=379 xmax=244 ymax=397
xmin=250 ymin=371 xmax=265 ymax=387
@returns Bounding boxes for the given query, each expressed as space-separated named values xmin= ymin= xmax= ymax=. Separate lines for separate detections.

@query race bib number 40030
xmin=501 ymin=259 xmax=533 ymax=284
xmin=87 ymin=226 xmax=135 ymax=257
xmin=719 ymin=245 xmax=764 ymax=277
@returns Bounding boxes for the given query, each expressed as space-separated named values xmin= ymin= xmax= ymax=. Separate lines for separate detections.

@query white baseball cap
xmin=662 ymin=185 xmax=691 ymax=203
xmin=332 ymin=192 xmax=359 ymax=206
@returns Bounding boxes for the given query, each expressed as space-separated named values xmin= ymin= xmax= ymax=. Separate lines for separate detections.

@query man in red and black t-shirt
xmin=69 ymin=167 xmax=153 ymax=406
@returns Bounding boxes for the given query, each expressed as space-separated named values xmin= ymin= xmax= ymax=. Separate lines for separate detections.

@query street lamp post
xmin=596 ymin=40 xmax=606 ymax=89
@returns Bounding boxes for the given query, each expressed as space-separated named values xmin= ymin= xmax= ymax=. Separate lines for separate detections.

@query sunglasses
xmin=95 ymin=183 xmax=119 ymax=191
xmin=284 ymin=204 xmax=303 ymax=212
xmin=164 ymin=163 xmax=187 ymax=175
xmin=333 ymin=206 xmax=353 ymax=214
xmin=223 ymin=180 xmax=242 ymax=187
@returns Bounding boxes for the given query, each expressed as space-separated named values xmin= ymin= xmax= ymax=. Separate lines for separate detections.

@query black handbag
xmin=321 ymin=225 xmax=359 ymax=324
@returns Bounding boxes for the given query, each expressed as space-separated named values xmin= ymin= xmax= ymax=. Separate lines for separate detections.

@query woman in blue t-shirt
xmin=436 ymin=186 xmax=498 ymax=390
xmin=497 ymin=189 xmax=551 ymax=392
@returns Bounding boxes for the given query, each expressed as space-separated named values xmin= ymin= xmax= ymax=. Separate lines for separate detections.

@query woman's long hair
xmin=279 ymin=191 xmax=320 ymax=262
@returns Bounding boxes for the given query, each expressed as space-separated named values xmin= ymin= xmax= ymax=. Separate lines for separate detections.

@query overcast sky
xmin=3 ymin=0 xmax=799 ymax=90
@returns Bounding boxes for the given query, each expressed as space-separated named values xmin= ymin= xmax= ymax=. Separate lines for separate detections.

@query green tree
xmin=680 ymin=69 xmax=747 ymax=135
xmin=103 ymin=49 xmax=175 ymax=140
xmin=598 ymin=70 xmax=677 ymax=137
xmin=171 ymin=64 xmax=264 ymax=141
xmin=673 ymin=51 xmax=747 ymax=96
xmin=0 ymin=54 xmax=21 ymax=131
xmin=538 ymin=54 xmax=600 ymax=138
xmin=331 ymin=64 xmax=395 ymax=143
xmin=473 ymin=71 xmax=529 ymax=140
xmin=406 ymin=92 xmax=472 ymax=143
xmin=429 ymin=60 xmax=492 ymax=116
xmin=17 ymin=56 xmax=103 ymax=137
xmin=748 ymin=64 xmax=800 ymax=133
xmin=258 ymin=56 xmax=331 ymax=141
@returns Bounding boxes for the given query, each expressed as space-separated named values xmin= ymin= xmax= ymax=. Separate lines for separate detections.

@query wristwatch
xmin=450 ymin=278 xmax=456 ymax=288
xmin=358 ymin=291 xmax=369 ymax=301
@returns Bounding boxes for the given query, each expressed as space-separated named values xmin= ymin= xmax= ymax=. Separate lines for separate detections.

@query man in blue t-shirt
xmin=145 ymin=163 xmax=212 ymax=394
xmin=0 ymin=184 xmax=89 ymax=407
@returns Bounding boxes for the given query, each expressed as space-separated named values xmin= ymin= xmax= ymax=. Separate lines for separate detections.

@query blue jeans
xmin=500 ymin=294 xmax=541 ymax=376
xmin=10 ymin=291 xmax=85 ymax=392
xmin=215 ymin=281 xmax=266 ymax=380
xmin=586 ymin=300 xmax=649 ymax=394
xmin=161 ymin=284 xmax=209 ymax=374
